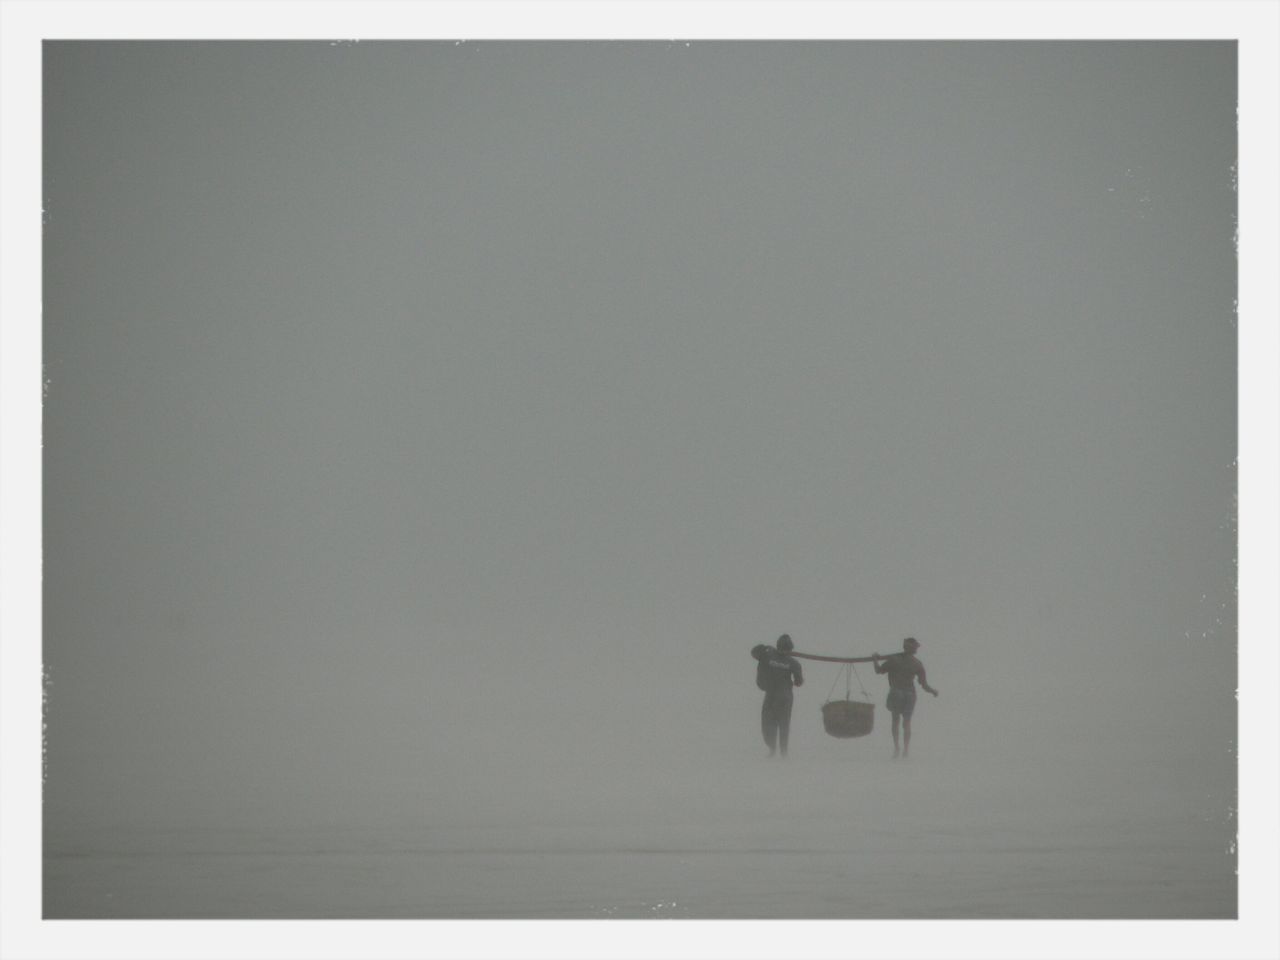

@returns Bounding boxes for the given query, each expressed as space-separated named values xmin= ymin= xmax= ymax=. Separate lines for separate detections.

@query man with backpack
xmin=750 ymin=634 xmax=804 ymax=757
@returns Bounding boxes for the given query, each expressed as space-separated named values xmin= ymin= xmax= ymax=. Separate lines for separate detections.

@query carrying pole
xmin=790 ymin=651 xmax=882 ymax=664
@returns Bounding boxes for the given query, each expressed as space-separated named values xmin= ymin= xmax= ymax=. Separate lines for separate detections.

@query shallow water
xmin=44 ymin=750 xmax=1235 ymax=919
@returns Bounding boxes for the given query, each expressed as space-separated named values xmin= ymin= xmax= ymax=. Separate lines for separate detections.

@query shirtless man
xmin=873 ymin=637 xmax=938 ymax=759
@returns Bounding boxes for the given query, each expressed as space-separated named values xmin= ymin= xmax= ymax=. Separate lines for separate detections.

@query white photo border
xmin=3 ymin=3 xmax=1276 ymax=959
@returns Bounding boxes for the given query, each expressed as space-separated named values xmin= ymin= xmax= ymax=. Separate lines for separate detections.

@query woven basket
xmin=821 ymin=699 xmax=875 ymax=738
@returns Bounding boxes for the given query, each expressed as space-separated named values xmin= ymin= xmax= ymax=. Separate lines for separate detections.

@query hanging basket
xmin=822 ymin=699 xmax=875 ymax=738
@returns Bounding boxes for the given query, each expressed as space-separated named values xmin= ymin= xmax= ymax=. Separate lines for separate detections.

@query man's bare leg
xmin=902 ymin=716 xmax=912 ymax=758
xmin=890 ymin=712 xmax=901 ymax=758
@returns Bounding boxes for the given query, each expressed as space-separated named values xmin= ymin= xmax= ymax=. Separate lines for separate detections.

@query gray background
xmin=42 ymin=41 xmax=1236 ymax=914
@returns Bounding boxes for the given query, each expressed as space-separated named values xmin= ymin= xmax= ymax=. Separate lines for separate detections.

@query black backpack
xmin=755 ymin=646 xmax=776 ymax=691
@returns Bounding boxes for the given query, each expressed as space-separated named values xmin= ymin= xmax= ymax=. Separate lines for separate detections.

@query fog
xmin=42 ymin=41 xmax=1235 ymax=918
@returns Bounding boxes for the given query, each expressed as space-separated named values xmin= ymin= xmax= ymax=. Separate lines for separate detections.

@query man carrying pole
xmin=750 ymin=634 xmax=804 ymax=757
xmin=873 ymin=637 xmax=939 ymax=759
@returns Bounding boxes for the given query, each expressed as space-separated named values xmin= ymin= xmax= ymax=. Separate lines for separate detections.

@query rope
xmin=824 ymin=665 xmax=846 ymax=704
xmin=823 ymin=662 xmax=871 ymax=703
xmin=796 ymin=648 xmax=879 ymax=705
xmin=850 ymin=662 xmax=871 ymax=699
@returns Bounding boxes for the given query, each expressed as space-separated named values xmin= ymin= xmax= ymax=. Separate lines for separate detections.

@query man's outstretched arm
xmin=918 ymin=665 xmax=939 ymax=696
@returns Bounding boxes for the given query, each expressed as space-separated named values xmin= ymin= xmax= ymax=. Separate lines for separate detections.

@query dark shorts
xmin=886 ymin=687 xmax=917 ymax=717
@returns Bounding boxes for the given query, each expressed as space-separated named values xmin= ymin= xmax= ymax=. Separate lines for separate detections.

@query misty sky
xmin=42 ymin=41 xmax=1236 ymax=832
